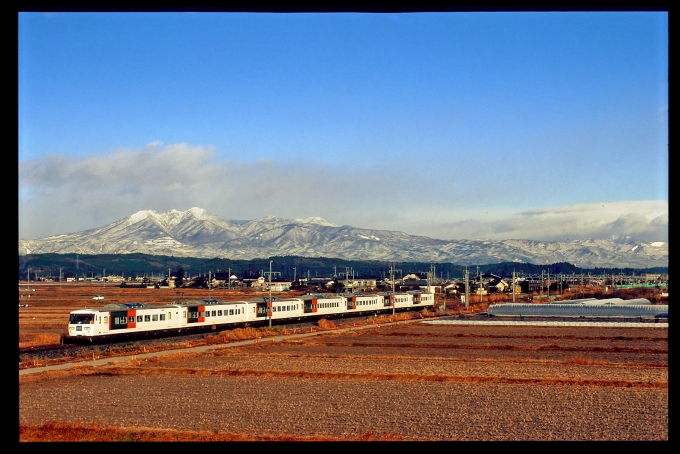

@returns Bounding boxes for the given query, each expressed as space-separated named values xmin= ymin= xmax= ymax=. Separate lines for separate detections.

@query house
xmin=341 ymin=277 xmax=378 ymax=292
xmin=403 ymin=272 xmax=428 ymax=281
xmin=266 ymin=278 xmax=293 ymax=292
xmin=211 ymin=272 xmax=239 ymax=288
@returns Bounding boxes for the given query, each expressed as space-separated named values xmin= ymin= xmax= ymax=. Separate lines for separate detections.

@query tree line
xmin=18 ymin=253 xmax=668 ymax=282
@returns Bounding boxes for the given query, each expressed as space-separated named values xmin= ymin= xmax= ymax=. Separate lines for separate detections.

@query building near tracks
xmin=487 ymin=298 xmax=668 ymax=318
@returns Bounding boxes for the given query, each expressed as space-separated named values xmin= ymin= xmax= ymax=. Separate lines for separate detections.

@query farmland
xmin=19 ymin=283 xmax=667 ymax=441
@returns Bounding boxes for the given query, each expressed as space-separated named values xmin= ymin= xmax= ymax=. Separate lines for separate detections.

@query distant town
xmin=19 ymin=253 xmax=668 ymax=301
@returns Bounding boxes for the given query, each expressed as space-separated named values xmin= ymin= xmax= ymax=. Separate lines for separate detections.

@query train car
xmin=406 ymin=290 xmax=435 ymax=308
xmin=345 ymin=292 xmax=384 ymax=314
xmin=377 ymin=291 xmax=414 ymax=309
xmin=179 ymin=298 xmax=251 ymax=330
xmin=67 ymin=302 xmax=183 ymax=343
xmin=251 ymin=296 xmax=304 ymax=323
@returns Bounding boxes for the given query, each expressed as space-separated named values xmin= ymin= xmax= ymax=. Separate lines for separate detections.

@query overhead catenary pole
xmin=391 ymin=265 xmax=395 ymax=315
xmin=464 ymin=267 xmax=469 ymax=310
xmin=267 ymin=260 xmax=273 ymax=327
xmin=479 ymin=270 xmax=483 ymax=306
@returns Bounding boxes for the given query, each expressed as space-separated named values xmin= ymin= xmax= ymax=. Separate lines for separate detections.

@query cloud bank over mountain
xmin=19 ymin=143 xmax=668 ymax=243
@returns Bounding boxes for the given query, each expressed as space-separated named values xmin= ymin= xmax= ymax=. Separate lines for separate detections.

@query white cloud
xmin=18 ymin=143 xmax=669 ymax=243
xmin=396 ymin=201 xmax=668 ymax=242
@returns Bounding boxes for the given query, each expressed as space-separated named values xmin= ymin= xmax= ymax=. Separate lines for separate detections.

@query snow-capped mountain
xmin=18 ymin=207 xmax=668 ymax=268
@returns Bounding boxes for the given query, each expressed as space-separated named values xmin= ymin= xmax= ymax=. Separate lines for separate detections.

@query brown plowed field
xmin=19 ymin=309 xmax=668 ymax=441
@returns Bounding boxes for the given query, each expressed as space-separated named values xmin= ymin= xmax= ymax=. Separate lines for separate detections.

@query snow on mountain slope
xmin=18 ymin=208 xmax=668 ymax=268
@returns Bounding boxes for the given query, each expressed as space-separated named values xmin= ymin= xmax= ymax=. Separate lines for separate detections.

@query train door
xmin=187 ymin=306 xmax=205 ymax=324
xmin=347 ymin=297 xmax=356 ymax=310
xmin=303 ymin=299 xmax=317 ymax=314
xmin=95 ymin=314 xmax=102 ymax=335
xmin=127 ymin=310 xmax=137 ymax=328
xmin=109 ymin=311 xmax=128 ymax=330
xmin=256 ymin=302 xmax=268 ymax=318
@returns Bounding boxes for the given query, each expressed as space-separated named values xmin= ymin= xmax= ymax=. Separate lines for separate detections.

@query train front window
xmin=69 ymin=314 xmax=94 ymax=325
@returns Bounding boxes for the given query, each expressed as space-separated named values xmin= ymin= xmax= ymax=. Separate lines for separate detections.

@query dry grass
xmin=309 ymin=340 xmax=667 ymax=354
xmin=19 ymin=333 xmax=63 ymax=348
xmin=318 ymin=318 xmax=337 ymax=329
xmin=207 ymin=350 xmax=667 ymax=369
xmin=19 ymin=421 xmax=404 ymax=442
xmin=86 ymin=365 xmax=667 ymax=389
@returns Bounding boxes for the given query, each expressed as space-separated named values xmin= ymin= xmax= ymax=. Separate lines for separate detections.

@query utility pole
xmin=512 ymin=270 xmax=516 ymax=303
xmin=60 ymin=267 xmax=63 ymax=289
xmin=464 ymin=268 xmax=470 ymax=311
xmin=263 ymin=261 xmax=280 ymax=327
xmin=268 ymin=261 xmax=273 ymax=327
xmin=208 ymin=270 xmax=212 ymax=299
xmin=541 ymin=270 xmax=544 ymax=298
xmin=479 ymin=270 xmax=483 ymax=305
xmin=391 ymin=266 xmax=396 ymax=315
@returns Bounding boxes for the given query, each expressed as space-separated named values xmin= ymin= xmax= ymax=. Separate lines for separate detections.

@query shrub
xmin=318 ymin=318 xmax=336 ymax=329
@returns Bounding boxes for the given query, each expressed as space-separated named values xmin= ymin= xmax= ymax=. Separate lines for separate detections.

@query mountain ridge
xmin=18 ymin=207 xmax=668 ymax=268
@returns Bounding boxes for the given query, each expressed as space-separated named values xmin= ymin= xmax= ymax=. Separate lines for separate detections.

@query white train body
xmin=66 ymin=291 xmax=435 ymax=343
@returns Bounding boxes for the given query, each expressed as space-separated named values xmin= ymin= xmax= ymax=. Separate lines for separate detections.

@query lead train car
xmin=66 ymin=291 xmax=435 ymax=344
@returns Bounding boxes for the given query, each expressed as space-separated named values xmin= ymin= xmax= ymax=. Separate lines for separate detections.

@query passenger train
xmin=66 ymin=290 xmax=435 ymax=344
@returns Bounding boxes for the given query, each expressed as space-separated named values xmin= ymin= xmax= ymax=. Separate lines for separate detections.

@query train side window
xmin=218 ymin=310 xmax=222 ymax=316
xmin=144 ymin=315 xmax=151 ymax=322
xmin=104 ymin=316 xmax=108 ymax=324
xmin=152 ymin=314 xmax=158 ymax=321
xmin=229 ymin=309 xmax=234 ymax=315
xmin=137 ymin=315 xmax=143 ymax=322
xmin=212 ymin=310 xmax=216 ymax=317
xmin=160 ymin=314 xmax=165 ymax=321
xmin=128 ymin=316 xmax=134 ymax=323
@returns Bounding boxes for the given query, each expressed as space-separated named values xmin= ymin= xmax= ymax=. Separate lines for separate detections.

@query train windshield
xmin=69 ymin=314 xmax=94 ymax=324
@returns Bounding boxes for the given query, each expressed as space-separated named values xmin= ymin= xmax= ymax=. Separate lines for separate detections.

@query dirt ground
xmin=19 ymin=317 xmax=668 ymax=441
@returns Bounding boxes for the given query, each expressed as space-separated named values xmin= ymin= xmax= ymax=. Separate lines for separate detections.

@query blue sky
xmin=19 ymin=12 xmax=668 ymax=242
